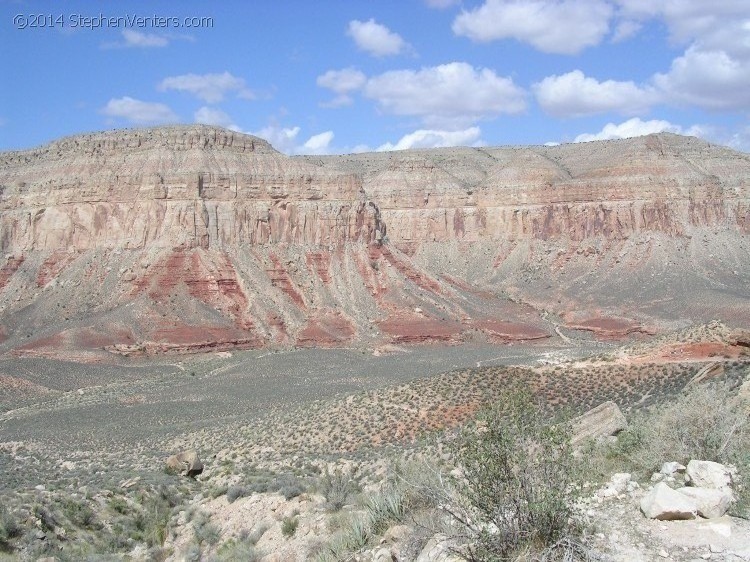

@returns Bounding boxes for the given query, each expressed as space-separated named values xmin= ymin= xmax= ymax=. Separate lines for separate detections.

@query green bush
xmin=365 ymin=488 xmax=406 ymax=535
xmin=281 ymin=516 xmax=299 ymax=538
xmin=319 ymin=467 xmax=358 ymax=511
xmin=0 ymin=505 xmax=21 ymax=552
xmin=453 ymin=387 xmax=581 ymax=561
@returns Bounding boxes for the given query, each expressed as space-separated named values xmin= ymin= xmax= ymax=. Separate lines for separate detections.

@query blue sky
xmin=1 ymin=0 xmax=748 ymax=153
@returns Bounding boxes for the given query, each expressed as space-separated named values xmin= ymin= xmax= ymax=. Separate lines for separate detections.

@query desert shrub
xmin=62 ymin=497 xmax=97 ymax=529
xmin=365 ymin=487 xmax=406 ymax=535
xmin=281 ymin=516 xmax=299 ymax=538
xmin=226 ymin=485 xmax=250 ymax=503
xmin=184 ymin=542 xmax=202 ymax=562
xmin=133 ymin=486 xmax=180 ymax=547
xmin=108 ymin=496 xmax=129 ymax=515
xmin=0 ymin=505 xmax=21 ymax=551
xmin=193 ymin=512 xmax=220 ymax=545
xmin=274 ymin=474 xmax=306 ymax=500
xmin=613 ymin=383 xmax=750 ymax=474
xmin=453 ymin=387 xmax=582 ymax=561
xmin=33 ymin=504 xmax=58 ymax=532
xmin=209 ymin=484 xmax=229 ymax=499
xmin=319 ymin=466 xmax=358 ymax=511
xmin=215 ymin=537 xmax=261 ymax=561
xmin=243 ymin=521 xmax=269 ymax=545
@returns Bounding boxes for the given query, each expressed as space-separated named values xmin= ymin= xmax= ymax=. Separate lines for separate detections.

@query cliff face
xmin=0 ymin=125 xmax=748 ymax=358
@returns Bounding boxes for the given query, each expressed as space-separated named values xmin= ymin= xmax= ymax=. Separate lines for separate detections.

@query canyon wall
xmin=0 ymin=125 xmax=748 ymax=356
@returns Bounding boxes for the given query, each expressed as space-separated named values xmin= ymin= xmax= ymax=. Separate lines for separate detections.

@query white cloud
xmin=573 ymin=117 xmax=686 ymax=142
xmin=316 ymin=68 xmax=367 ymax=107
xmin=250 ymin=124 xmax=301 ymax=154
xmin=101 ymin=97 xmax=177 ymax=124
xmin=194 ymin=107 xmax=240 ymax=131
xmin=250 ymin=125 xmax=340 ymax=155
xmin=653 ymin=46 xmax=750 ymax=110
xmin=612 ymin=2 xmax=750 ymax=111
xmin=158 ymin=72 xmax=254 ymax=103
xmin=452 ymin=0 xmax=613 ymax=54
xmin=347 ymin=19 xmax=411 ymax=57
xmin=534 ymin=70 xmax=658 ymax=117
xmin=101 ymin=30 xmax=169 ymax=49
xmin=364 ymin=62 xmax=526 ymax=128
xmin=301 ymin=131 xmax=335 ymax=155
xmin=121 ymin=30 xmax=168 ymax=48
xmin=615 ymin=1 xmax=750 ymax=55
xmin=377 ymin=127 xmax=483 ymax=151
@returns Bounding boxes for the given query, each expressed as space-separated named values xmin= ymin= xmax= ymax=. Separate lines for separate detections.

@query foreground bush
xmin=453 ymin=388 xmax=582 ymax=561
xmin=614 ymin=383 xmax=749 ymax=474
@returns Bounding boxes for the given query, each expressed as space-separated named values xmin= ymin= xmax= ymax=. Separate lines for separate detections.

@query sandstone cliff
xmin=0 ymin=125 xmax=748 ymax=357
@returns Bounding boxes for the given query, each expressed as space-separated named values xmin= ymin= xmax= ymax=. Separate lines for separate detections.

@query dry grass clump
xmin=610 ymin=382 xmax=750 ymax=475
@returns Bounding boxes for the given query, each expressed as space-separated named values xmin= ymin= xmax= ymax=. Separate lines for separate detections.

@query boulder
xmin=598 ymin=473 xmax=634 ymax=498
xmin=677 ymin=487 xmax=732 ymax=519
xmin=640 ymin=482 xmax=697 ymax=520
xmin=572 ymin=401 xmax=627 ymax=446
xmin=686 ymin=460 xmax=733 ymax=493
xmin=165 ymin=450 xmax=204 ymax=477
xmin=416 ymin=534 xmax=464 ymax=562
xmin=660 ymin=462 xmax=686 ymax=477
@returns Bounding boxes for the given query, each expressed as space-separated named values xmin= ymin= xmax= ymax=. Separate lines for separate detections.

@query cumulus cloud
xmin=249 ymin=125 xmax=337 ymax=155
xmin=377 ymin=127 xmax=483 ymax=151
xmin=194 ymin=107 xmax=240 ymax=131
xmin=452 ymin=0 xmax=613 ymax=54
xmin=316 ymin=68 xmax=367 ymax=107
xmin=573 ymin=117 xmax=689 ymax=142
xmin=653 ymin=46 xmax=750 ymax=110
xmin=250 ymin=124 xmax=301 ymax=154
xmin=347 ymin=19 xmax=411 ymax=57
xmin=613 ymin=1 xmax=750 ymax=111
xmin=616 ymin=1 xmax=750 ymax=54
xmin=158 ymin=72 xmax=254 ymax=103
xmin=364 ymin=62 xmax=526 ymax=128
xmin=101 ymin=97 xmax=177 ymax=124
xmin=101 ymin=29 xmax=169 ymax=49
xmin=121 ymin=30 xmax=168 ymax=48
xmin=534 ymin=70 xmax=658 ymax=117
xmin=301 ymin=131 xmax=335 ymax=155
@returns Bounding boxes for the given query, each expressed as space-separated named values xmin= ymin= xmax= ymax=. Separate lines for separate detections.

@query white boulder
xmin=686 ymin=460 xmax=733 ymax=493
xmin=640 ymin=482 xmax=697 ymax=520
xmin=677 ymin=487 xmax=732 ymax=519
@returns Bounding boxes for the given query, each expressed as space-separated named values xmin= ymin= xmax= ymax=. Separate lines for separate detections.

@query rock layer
xmin=0 ymin=125 xmax=748 ymax=355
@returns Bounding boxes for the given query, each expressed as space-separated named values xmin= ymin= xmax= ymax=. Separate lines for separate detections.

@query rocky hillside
xmin=0 ymin=126 xmax=748 ymax=357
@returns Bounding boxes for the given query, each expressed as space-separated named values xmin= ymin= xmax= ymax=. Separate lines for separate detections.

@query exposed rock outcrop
xmin=165 ymin=450 xmax=204 ymax=478
xmin=1 ymin=125 xmax=748 ymax=354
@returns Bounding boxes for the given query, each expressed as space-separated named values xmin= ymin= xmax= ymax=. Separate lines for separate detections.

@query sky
xmin=1 ymin=0 xmax=749 ymax=154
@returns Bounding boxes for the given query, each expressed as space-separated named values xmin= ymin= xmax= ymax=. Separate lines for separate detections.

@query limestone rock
xmin=416 ymin=534 xmax=464 ymax=562
xmin=677 ymin=487 xmax=732 ymax=519
xmin=686 ymin=460 xmax=733 ymax=493
xmin=660 ymin=462 xmax=687 ymax=477
xmin=572 ymin=401 xmax=627 ymax=446
xmin=598 ymin=473 xmax=634 ymax=498
xmin=640 ymin=482 xmax=697 ymax=520
xmin=165 ymin=450 xmax=204 ymax=478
